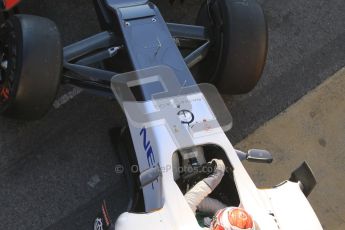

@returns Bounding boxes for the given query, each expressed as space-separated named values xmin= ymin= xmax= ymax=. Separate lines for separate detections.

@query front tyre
xmin=0 ymin=14 xmax=62 ymax=120
xmin=194 ymin=0 xmax=268 ymax=94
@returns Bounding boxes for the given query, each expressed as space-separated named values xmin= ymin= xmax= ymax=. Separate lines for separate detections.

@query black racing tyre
xmin=0 ymin=14 xmax=62 ymax=120
xmin=193 ymin=0 xmax=268 ymax=94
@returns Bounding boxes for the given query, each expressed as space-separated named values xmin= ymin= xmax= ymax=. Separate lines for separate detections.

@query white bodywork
xmin=111 ymin=66 xmax=323 ymax=230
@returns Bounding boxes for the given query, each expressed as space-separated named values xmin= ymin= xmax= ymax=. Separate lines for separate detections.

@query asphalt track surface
xmin=0 ymin=0 xmax=344 ymax=229
xmin=236 ymin=67 xmax=345 ymax=230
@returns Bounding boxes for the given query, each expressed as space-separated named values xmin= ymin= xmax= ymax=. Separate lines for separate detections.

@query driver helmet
xmin=210 ymin=207 xmax=255 ymax=230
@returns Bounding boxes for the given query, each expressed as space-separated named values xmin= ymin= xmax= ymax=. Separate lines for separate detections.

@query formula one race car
xmin=0 ymin=0 xmax=323 ymax=229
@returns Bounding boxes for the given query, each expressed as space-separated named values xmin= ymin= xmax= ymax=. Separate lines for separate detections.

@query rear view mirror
xmin=236 ymin=149 xmax=273 ymax=164
xmin=247 ymin=149 xmax=273 ymax=163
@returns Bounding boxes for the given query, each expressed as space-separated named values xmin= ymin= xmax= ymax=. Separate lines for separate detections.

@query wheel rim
xmin=0 ymin=21 xmax=17 ymax=107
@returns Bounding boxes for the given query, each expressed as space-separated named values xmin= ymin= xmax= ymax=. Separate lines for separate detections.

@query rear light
xmin=2 ymin=0 xmax=21 ymax=10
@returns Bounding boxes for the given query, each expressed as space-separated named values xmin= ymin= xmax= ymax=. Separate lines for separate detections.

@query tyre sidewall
xmin=0 ymin=15 xmax=62 ymax=119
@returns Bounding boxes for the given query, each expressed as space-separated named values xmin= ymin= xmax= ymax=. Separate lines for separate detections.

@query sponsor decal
xmin=93 ymin=201 xmax=111 ymax=230
xmin=140 ymin=127 xmax=157 ymax=189
xmin=53 ymin=87 xmax=82 ymax=109
xmin=140 ymin=127 xmax=156 ymax=167
xmin=177 ymin=109 xmax=194 ymax=126
xmin=94 ymin=217 xmax=104 ymax=230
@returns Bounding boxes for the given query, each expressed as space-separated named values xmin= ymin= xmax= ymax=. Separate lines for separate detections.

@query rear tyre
xmin=193 ymin=0 xmax=268 ymax=94
xmin=0 ymin=14 xmax=62 ymax=120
